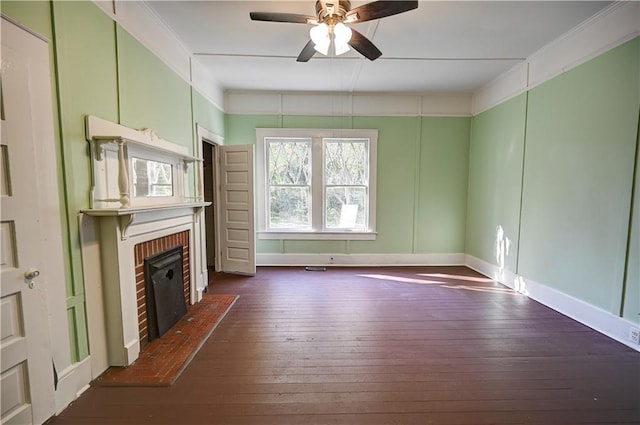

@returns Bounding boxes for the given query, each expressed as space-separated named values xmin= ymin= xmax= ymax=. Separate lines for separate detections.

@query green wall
xmin=225 ymin=114 xmax=471 ymax=255
xmin=192 ymin=89 xmax=225 ymax=139
xmin=416 ymin=118 xmax=471 ymax=253
xmin=117 ymin=27 xmax=193 ymax=147
xmin=624 ymin=120 xmax=639 ymax=323
xmin=466 ymin=95 xmax=527 ymax=272
xmin=467 ymin=38 xmax=640 ymax=322
xmin=351 ymin=116 xmax=419 ymax=254
xmin=519 ymin=39 xmax=639 ymax=314
xmin=2 ymin=1 xmax=225 ymax=362
xmin=2 ymin=1 xmax=51 ymax=33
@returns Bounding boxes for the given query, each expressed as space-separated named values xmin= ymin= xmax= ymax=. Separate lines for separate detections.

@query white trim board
xmin=257 ymin=253 xmax=465 ymax=267
xmin=465 ymin=255 xmax=640 ymax=352
xmin=225 ymin=91 xmax=473 ymax=117
xmin=54 ymin=357 xmax=92 ymax=415
xmin=191 ymin=57 xmax=225 ymax=109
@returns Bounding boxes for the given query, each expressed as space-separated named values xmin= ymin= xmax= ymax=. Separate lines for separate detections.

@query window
xmin=257 ymin=128 xmax=377 ymax=240
xmin=266 ymin=138 xmax=311 ymax=229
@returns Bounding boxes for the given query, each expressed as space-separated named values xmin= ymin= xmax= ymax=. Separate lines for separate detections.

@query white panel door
xmin=1 ymin=19 xmax=56 ymax=425
xmin=219 ymin=144 xmax=256 ymax=275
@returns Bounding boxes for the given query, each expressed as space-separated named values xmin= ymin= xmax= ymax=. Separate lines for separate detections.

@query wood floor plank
xmin=49 ymin=266 xmax=640 ymax=425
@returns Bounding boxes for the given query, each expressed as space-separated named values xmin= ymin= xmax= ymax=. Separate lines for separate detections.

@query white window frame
xmin=256 ymin=128 xmax=377 ymax=240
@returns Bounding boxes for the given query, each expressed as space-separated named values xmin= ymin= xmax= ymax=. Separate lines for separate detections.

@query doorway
xmin=196 ymin=125 xmax=256 ymax=279
xmin=202 ymin=139 xmax=218 ymax=271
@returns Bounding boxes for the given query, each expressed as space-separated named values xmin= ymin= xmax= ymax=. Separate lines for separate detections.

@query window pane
xmin=324 ymin=139 xmax=367 ymax=185
xmin=325 ymin=187 xmax=366 ymax=229
xmin=267 ymin=139 xmax=310 ymax=185
xmin=269 ymin=186 xmax=310 ymax=229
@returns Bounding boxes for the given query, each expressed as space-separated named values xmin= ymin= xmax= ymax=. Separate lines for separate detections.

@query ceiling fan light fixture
xmin=333 ymin=22 xmax=352 ymax=56
xmin=310 ymin=23 xmax=330 ymax=55
xmin=333 ymin=22 xmax=352 ymax=43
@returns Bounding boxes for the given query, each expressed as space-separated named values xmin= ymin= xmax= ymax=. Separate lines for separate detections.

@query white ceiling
xmin=146 ymin=1 xmax=611 ymax=94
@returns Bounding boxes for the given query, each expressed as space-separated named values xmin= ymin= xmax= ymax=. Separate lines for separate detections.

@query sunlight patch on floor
xmin=417 ymin=273 xmax=494 ymax=283
xmin=358 ymin=272 xmax=521 ymax=296
xmin=357 ymin=274 xmax=443 ymax=285
xmin=439 ymin=285 xmax=519 ymax=295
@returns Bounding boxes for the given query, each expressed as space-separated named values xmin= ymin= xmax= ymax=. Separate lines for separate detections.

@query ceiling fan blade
xmin=250 ymin=12 xmax=315 ymax=24
xmin=297 ymin=40 xmax=317 ymax=62
xmin=346 ymin=1 xmax=418 ymax=23
xmin=348 ymin=28 xmax=382 ymax=61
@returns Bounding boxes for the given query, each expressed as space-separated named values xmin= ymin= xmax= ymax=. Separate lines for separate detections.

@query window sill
xmin=258 ymin=231 xmax=377 ymax=241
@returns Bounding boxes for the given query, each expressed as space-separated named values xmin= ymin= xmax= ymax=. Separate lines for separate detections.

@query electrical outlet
xmin=630 ymin=327 xmax=640 ymax=345
xmin=329 ymin=256 xmax=334 ymax=264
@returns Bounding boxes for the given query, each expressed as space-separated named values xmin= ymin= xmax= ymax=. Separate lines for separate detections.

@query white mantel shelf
xmin=81 ymin=202 xmax=211 ymax=241
xmin=81 ymin=202 xmax=211 ymax=216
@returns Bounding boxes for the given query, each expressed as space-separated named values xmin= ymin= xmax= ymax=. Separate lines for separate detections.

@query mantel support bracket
xmin=119 ymin=213 xmax=136 ymax=241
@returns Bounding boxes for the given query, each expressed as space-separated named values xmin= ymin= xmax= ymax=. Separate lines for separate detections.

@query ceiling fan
xmin=250 ymin=1 xmax=418 ymax=62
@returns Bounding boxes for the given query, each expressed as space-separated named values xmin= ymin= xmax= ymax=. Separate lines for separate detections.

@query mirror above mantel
xmin=84 ymin=115 xmax=208 ymax=211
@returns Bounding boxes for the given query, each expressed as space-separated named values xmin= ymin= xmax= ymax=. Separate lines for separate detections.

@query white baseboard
xmin=256 ymin=253 xmax=465 ymax=267
xmin=465 ymin=255 xmax=640 ymax=352
xmin=54 ymin=357 xmax=92 ymax=415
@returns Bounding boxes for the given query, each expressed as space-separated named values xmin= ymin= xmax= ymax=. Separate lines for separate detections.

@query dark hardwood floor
xmin=50 ymin=266 xmax=640 ymax=424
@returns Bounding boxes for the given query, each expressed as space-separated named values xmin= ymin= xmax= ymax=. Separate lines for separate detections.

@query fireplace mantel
xmin=81 ymin=117 xmax=210 ymax=368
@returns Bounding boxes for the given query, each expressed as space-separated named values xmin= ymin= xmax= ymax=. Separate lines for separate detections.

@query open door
xmin=218 ymin=144 xmax=256 ymax=275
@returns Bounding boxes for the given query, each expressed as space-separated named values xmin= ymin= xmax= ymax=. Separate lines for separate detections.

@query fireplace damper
xmin=144 ymin=245 xmax=188 ymax=341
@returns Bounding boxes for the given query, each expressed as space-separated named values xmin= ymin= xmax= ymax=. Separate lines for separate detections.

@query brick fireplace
xmin=135 ymin=231 xmax=190 ymax=349
xmin=80 ymin=206 xmax=208 ymax=368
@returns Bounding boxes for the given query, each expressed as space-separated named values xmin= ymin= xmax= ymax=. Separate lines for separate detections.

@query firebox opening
xmin=144 ymin=245 xmax=187 ymax=342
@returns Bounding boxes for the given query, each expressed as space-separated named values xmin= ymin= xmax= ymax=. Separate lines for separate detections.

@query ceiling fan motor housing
xmin=316 ymin=1 xmax=352 ymax=22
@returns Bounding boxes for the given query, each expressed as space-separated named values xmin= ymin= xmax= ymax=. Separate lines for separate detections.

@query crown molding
xmin=191 ymin=57 xmax=224 ymax=111
xmin=472 ymin=1 xmax=640 ymax=115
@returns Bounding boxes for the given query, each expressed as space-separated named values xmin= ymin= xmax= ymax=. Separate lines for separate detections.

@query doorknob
xmin=24 ymin=268 xmax=40 ymax=288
